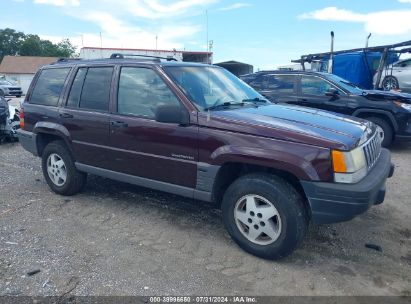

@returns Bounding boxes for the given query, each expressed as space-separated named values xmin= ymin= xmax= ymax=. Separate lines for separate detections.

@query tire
xmin=366 ymin=117 xmax=393 ymax=148
xmin=221 ymin=173 xmax=309 ymax=260
xmin=382 ymin=76 xmax=399 ymax=91
xmin=41 ymin=140 xmax=87 ymax=196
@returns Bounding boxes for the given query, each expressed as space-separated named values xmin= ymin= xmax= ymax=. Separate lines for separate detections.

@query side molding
xmin=75 ymin=163 xmax=213 ymax=202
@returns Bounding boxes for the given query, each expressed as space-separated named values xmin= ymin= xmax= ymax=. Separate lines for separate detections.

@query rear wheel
xmin=41 ymin=140 xmax=87 ymax=195
xmin=382 ymin=76 xmax=399 ymax=91
xmin=366 ymin=117 xmax=393 ymax=147
xmin=221 ymin=173 xmax=308 ymax=260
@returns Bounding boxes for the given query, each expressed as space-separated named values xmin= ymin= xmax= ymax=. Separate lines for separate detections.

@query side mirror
xmin=155 ymin=104 xmax=190 ymax=125
xmin=325 ymin=88 xmax=339 ymax=97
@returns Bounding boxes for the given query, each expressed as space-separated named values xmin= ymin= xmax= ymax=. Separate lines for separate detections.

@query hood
xmin=206 ymin=104 xmax=373 ymax=151
xmin=362 ymin=90 xmax=411 ymax=103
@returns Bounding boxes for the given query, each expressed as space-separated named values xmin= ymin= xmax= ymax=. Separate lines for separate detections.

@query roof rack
xmin=109 ymin=53 xmax=178 ymax=62
xmin=56 ymin=58 xmax=82 ymax=63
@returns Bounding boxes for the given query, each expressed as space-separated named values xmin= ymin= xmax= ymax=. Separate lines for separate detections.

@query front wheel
xmin=42 ymin=140 xmax=87 ymax=196
xmin=221 ymin=173 xmax=309 ymax=260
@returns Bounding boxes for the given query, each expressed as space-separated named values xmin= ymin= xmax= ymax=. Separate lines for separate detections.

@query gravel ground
xmin=0 ymin=114 xmax=410 ymax=296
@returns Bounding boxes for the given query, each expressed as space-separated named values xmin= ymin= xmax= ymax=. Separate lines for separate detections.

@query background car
xmin=0 ymin=79 xmax=23 ymax=97
xmin=241 ymin=70 xmax=411 ymax=147
xmin=375 ymin=58 xmax=411 ymax=92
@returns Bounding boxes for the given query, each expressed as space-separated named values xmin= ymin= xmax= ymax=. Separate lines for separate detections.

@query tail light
xmin=20 ymin=108 xmax=25 ymax=129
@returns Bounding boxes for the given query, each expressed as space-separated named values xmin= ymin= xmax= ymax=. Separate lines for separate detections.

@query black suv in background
xmin=241 ymin=71 xmax=411 ymax=147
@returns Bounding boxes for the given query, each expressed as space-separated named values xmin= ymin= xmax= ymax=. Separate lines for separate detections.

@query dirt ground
xmin=0 ymin=112 xmax=410 ymax=296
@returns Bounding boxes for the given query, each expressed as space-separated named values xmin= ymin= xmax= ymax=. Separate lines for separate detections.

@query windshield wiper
xmin=242 ymin=97 xmax=268 ymax=103
xmin=204 ymin=101 xmax=245 ymax=111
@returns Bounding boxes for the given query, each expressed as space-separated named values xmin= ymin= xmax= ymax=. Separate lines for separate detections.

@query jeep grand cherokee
xmin=17 ymin=55 xmax=394 ymax=259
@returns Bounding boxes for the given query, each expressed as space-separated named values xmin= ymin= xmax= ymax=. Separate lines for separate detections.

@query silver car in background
xmin=376 ymin=58 xmax=411 ymax=92
xmin=0 ymin=79 xmax=23 ymax=97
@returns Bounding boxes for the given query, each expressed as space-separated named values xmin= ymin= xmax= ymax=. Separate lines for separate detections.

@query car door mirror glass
xmin=155 ymin=105 xmax=189 ymax=125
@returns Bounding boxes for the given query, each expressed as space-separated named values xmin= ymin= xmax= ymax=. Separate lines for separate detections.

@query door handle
xmin=111 ymin=121 xmax=128 ymax=128
xmin=60 ymin=113 xmax=73 ymax=119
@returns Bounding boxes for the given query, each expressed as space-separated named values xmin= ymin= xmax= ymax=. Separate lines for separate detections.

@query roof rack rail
xmin=56 ymin=58 xmax=82 ymax=63
xmin=110 ymin=53 xmax=178 ymax=62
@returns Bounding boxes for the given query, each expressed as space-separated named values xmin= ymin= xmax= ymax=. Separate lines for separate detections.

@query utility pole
xmin=156 ymin=35 xmax=158 ymax=50
xmin=99 ymin=32 xmax=103 ymax=58
xmin=206 ymin=10 xmax=209 ymax=53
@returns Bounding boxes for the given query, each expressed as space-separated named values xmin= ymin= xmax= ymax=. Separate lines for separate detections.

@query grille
xmin=362 ymin=132 xmax=382 ymax=170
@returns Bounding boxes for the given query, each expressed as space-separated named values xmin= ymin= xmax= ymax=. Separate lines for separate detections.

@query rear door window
xmin=262 ymin=75 xmax=296 ymax=93
xmin=66 ymin=68 xmax=87 ymax=108
xmin=30 ymin=68 xmax=71 ymax=106
xmin=79 ymin=67 xmax=113 ymax=111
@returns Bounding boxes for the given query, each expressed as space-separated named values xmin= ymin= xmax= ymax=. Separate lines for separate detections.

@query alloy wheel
xmin=47 ymin=153 xmax=67 ymax=186
xmin=234 ymin=194 xmax=282 ymax=245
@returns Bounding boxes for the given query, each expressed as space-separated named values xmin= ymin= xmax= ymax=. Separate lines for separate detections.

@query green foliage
xmin=0 ymin=28 xmax=77 ymax=60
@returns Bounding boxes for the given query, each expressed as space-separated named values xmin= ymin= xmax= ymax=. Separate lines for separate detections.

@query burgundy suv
xmin=17 ymin=55 xmax=394 ymax=259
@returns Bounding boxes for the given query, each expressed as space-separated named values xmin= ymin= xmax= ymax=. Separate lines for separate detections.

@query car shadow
xmin=81 ymin=174 xmax=361 ymax=264
xmin=389 ymin=140 xmax=411 ymax=152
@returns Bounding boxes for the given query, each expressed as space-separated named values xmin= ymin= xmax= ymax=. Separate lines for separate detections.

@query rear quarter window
xmin=29 ymin=68 xmax=71 ymax=106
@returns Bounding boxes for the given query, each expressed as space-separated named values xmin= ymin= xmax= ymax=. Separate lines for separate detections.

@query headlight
xmin=332 ymin=147 xmax=367 ymax=183
xmin=395 ymin=101 xmax=411 ymax=112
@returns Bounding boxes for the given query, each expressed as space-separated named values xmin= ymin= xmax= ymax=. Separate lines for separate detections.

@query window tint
xmin=30 ymin=68 xmax=70 ymax=106
xmin=79 ymin=67 xmax=113 ymax=111
xmin=262 ymin=75 xmax=295 ymax=92
xmin=301 ymin=76 xmax=337 ymax=95
xmin=118 ymin=67 xmax=180 ymax=118
xmin=66 ymin=68 xmax=87 ymax=108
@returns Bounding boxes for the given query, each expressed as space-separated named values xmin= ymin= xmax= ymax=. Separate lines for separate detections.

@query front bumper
xmin=301 ymin=148 xmax=394 ymax=224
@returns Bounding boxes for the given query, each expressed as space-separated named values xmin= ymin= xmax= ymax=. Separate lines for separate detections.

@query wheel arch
xmin=211 ymin=162 xmax=308 ymax=210
xmin=353 ymin=108 xmax=398 ymax=132
xmin=33 ymin=122 xmax=73 ymax=157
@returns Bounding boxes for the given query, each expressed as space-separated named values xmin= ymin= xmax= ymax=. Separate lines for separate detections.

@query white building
xmin=0 ymin=56 xmax=59 ymax=94
xmin=80 ymin=47 xmax=213 ymax=63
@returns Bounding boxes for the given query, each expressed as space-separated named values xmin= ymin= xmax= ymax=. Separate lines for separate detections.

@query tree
xmin=19 ymin=34 xmax=42 ymax=56
xmin=0 ymin=28 xmax=25 ymax=58
xmin=0 ymin=28 xmax=77 ymax=60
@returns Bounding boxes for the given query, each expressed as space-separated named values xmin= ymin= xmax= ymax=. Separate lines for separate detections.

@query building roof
xmin=215 ymin=60 xmax=253 ymax=67
xmin=0 ymin=56 xmax=59 ymax=74
xmin=81 ymin=47 xmax=212 ymax=55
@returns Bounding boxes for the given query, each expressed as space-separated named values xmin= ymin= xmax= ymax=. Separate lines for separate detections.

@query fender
xmin=33 ymin=121 xmax=73 ymax=153
xmin=209 ymin=144 xmax=332 ymax=181
xmin=352 ymin=108 xmax=398 ymax=131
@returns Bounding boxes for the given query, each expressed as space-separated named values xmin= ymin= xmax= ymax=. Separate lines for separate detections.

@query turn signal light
xmin=332 ymin=150 xmax=347 ymax=173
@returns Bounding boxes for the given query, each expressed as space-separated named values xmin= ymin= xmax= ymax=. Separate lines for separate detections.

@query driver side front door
xmin=298 ymin=75 xmax=350 ymax=115
xmin=107 ymin=66 xmax=198 ymax=189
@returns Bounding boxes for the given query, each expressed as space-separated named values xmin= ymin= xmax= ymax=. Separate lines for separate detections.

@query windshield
xmin=324 ymin=74 xmax=364 ymax=94
xmin=163 ymin=66 xmax=268 ymax=111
